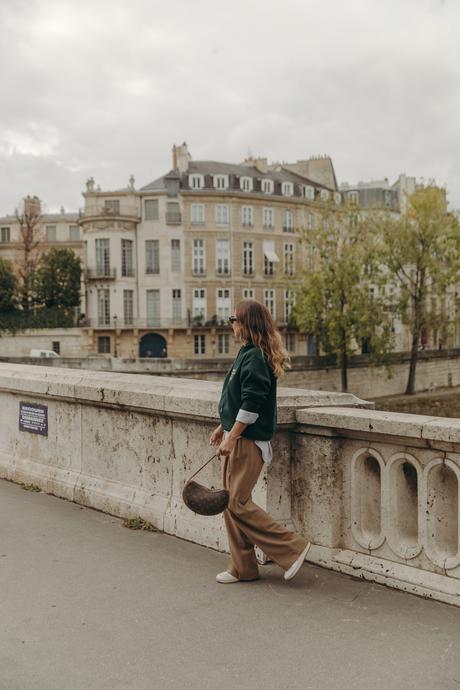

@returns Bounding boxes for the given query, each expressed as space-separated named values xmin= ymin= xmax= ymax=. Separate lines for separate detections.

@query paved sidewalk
xmin=1 ymin=478 xmax=459 ymax=690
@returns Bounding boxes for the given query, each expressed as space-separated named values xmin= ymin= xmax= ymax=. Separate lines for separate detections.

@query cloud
xmin=0 ymin=0 xmax=458 ymax=212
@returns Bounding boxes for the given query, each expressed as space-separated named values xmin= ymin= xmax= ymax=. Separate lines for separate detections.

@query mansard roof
xmin=141 ymin=160 xmax=334 ymax=195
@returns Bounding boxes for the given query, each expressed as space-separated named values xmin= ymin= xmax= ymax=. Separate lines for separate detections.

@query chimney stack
xmin=172 ymin=141 xmax=192 ymax=174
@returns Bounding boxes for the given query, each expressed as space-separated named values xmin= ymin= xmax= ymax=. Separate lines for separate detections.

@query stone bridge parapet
xmin=0 ymin=363 xmax=458 ymax=606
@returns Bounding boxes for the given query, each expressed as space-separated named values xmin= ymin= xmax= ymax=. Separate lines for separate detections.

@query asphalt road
xmin=1 ymin=478 xmax=459 ymax=690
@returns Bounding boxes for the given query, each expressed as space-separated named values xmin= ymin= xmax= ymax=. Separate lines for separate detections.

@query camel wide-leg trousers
xmin=221 ymin=436 xmax=309 ymax=580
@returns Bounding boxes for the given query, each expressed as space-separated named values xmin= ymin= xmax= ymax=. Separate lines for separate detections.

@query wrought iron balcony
xmin=81 ymin=316 xmax=234 ymax=330
xmin=85 ymin=268 xmax=117 ymax=281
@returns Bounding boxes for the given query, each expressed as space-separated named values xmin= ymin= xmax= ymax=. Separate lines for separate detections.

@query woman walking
xmin=209 ymin=300 xmax=310 ymax=583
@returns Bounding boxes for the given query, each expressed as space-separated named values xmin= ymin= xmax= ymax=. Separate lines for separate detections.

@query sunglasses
xmin=228 ymin=316 xmax=238 ymax=324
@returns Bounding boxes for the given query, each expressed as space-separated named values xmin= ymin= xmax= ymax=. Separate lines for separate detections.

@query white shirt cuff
xmin=236 ymin=409 xmax=259 ymax=424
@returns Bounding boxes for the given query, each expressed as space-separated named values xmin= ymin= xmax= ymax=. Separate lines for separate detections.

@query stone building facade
xmin=0 ymin=148 xmax=449 ymax=360
xmin=0 ymin=196 xmax=85 ymax=320
xmin=339 ymin=174 xmax=417 ymax=213
xmin=80 ymin=144 xmax=342 ymax=359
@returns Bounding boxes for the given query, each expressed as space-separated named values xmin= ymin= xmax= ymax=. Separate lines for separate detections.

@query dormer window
xmin=189 ymin=174 xmax=204 ymax=190
xmin=213 ymin=174 xmax=229 ymax=190
xmin=320 ymin=189 xmax=330 ymax=202
xmin=240 ymin=176 xmax=253 ymax=192
xmin=334 ymin=192 xmax=342 ymax=205
xmin=304 ymin=186 xmax=315 ymax=201
xmin=281 ymin=181 xmax=294 ymax=197
xmin=261 ymin=179 xmax=274 ymax=194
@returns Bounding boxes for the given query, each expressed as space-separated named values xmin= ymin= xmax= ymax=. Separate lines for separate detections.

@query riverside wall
xmin=3 ymin=348 xmax=460 ymax=400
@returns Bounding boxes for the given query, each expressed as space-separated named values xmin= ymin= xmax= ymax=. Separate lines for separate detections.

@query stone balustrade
xmin=0 ymin=363 xmax=459 ymax=606
xmin=294 ymin=407 xmax=460 ymax=606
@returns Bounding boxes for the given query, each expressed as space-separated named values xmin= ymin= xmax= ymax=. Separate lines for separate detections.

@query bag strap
xmin=185 ymin=453 xmax=220 ymax=483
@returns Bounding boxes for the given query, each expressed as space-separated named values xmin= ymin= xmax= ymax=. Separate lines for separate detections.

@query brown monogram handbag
xmin=182 ymin=453 xmax=229 ymax=516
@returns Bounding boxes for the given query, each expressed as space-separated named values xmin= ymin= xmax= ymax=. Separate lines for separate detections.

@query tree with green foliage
xmin=0 ymin=258 xmax=18 ymax=313
xmin=33 ymin=248 xmax=82 ymax=309
xmin=294 ymin=203 xmax=393 ymax=392
xmin=376 ymin=185 xmax=460 ymax=394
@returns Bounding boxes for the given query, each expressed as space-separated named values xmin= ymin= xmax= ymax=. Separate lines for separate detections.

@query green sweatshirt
xmin=218 ymin=342 xmax=277 ymax=441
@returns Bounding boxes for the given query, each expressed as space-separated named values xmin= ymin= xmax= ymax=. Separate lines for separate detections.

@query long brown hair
xmin=235 ymin=300 xmax=290 ymax=378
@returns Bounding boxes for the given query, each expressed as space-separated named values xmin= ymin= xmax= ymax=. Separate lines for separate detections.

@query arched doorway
xmin=139 ymin=333 xmax=167 ymax=358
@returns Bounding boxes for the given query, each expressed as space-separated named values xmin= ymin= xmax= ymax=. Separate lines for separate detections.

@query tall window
xmin=121 ymin=239 xmax=134 ymax=277
xmin=46 ymin=225 xmax=56 ymax=242
xmin=218 ymin=333 xmax=230 ymax=355
xmin=213 ymin=175 xmax=228 ymax=190
xmin=320 ymin=189 xmax=330 ymax=202
xmin=192 ymin=239 xmax=205 ymax=274
xmin=283 ymin=210 xmax=294 ymax=232
xmin=166 ymin=201 xmax=181 ymax=224
xmin=284 ymin=242 xmax=294 ymax=276
xmin=262 ymin=207 xmax=274 ymax=229
xmin=0 ymin=227 xmax=10 ymax=242
xmin=172 ymin=289 xmax=182 ymax=323
xmin=145 ymin=239 xmax=159 ymax=274
xmin=192 ymin=288 xmax=207 ymax=320
xmin=281 ymin=181 xmax=294 ymax=197
xmin=97 ymin=288 xmax=110 ymax=326
xmin=123 ymin=290 xmax=134 ymax=325
xmin=194 ymin=334 xmax=206 ymax=355
xmin=304 ymin=186 xmax=315 ymax=201
xmin=96 ymin=239 xmax=110 ymax=276
xmin=264 ymin=289 xmax=275 ymax=318
xmin=69 ymin=225 xmax=80 ymax=241
xmin=189 ymin=174 xmax=204 ymax=189
xmin=307 ymin=334 xmax=317 ymax=356
xmin=216 ymin=239 xmax=230 ymax=275
xmin=191 ymin=203 xmax=205 ymax=225
xmin=242 ymin=241 xmax=254 ymax=275
xmin=284 ymin=289 xmax=296 ymax=322
xmin=146 ymin=289 xmax=160 ymax=327
xmin=215 ymin=204 xmax=229 ymax=225
xmin=171 ymin=239 xmax=181 ymax=272
xmin=285 ymin=332 xmax=295 ymax=353
xmin=98 ymin=336 xmax=111 ymax=354
xmin=240 ymin=177 xmax=253 ymax=192
xmin=216 ymin=288 xmax=231 ymax=323
xmin=263 ymin=240 xmax=279 ymax=276
xmin=241 ymin=206 xmax=253 ymax=227
xmin=262 ymin=179 xmax=274 ymax=194
xmin=144 ymin=199 xmax=159 ymax=220
xmin=305 ymin=212 xmax=314 ymax=230
xmin=243 ymin=288 xmax=254 ymax=300
xmin=104 ymin=199 xmax=120 ymax=214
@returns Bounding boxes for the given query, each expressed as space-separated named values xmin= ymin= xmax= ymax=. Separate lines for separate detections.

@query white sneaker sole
xmin=216 ymin=572 xmax=239 ymax=584
xmin=284 ymin=542 xmax=311 ymax=581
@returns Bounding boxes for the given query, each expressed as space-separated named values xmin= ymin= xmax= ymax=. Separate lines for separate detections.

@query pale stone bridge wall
xmin=0 ymin=363 xmax=458 ymax=606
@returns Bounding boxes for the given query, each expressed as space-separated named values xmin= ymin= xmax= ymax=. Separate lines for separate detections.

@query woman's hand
xmin=217 ymin=435 xmax=239 ymax=457
xmin=209 ymin=425 xmax=224 ymax=447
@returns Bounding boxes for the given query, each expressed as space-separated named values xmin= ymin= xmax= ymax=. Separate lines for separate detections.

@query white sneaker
xmin=284 ymin=542 xmax=311 ymax=581
xmin=216 ymin=571 xmax=239 ymax=584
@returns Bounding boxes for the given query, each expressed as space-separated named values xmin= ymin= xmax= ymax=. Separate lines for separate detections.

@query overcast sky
xmin=0 ymin=0 xmax=459 ymax=214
